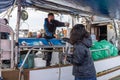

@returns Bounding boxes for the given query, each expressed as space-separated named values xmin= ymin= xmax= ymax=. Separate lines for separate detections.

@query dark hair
xmin=48 ymin=13 xmax=54 ymax=16
xmin=4 ymin=18 xmax=8 ymax=24
xmin=70 ymin=24 xmax=89 ymax=45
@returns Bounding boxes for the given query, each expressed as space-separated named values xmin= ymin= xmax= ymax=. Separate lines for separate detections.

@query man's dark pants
xmin=44 ymin=35 xmax=54 ymax=66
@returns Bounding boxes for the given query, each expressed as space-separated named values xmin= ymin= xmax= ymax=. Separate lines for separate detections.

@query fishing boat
xmin=0 ymin=0 xmax=120 ymax=80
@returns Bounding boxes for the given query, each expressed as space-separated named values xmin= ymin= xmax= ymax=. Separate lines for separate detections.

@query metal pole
xmin=71 ymin=15 xmax=75 ymax=27
xmin=113 ymin=19 xmax=119 ymax=47
xmin=15 ymin=0 xmax=22 ymax=66
xmin=113 ymin=19 xmax=118 ymax=39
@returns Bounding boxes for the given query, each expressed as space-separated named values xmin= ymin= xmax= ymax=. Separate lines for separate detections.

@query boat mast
xmin=15 ymin=0 xmax=22 ymax=66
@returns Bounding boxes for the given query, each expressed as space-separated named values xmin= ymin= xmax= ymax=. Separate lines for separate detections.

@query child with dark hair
xmin=66 ymin=24 xmax=96 ymax=80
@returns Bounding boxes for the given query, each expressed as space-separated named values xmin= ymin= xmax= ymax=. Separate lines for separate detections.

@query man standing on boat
xmin=44 ymin=13 xmax=69 ymax=66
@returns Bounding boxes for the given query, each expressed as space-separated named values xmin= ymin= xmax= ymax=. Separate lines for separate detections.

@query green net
xmin=90 ymin=40 xmax=118 ymax=61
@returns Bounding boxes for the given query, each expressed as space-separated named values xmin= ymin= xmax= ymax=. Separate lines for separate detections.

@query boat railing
xmin=0 ymin=21 xmax=15 ymax=69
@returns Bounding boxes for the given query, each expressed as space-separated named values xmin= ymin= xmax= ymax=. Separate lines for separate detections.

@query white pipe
xmin=11 ymin=32 xmax=15 ymax=68
xmin=91 ymin=48 xmax=111 ymax=57
xmin=91 ymin=48 xmax=109 ymax=52
xmin=19 ymin=48 xmax=33 ymax=69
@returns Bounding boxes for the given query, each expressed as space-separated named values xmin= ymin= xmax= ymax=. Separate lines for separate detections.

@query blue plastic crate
xmin=49 ymin=38 xmax=65 ymax=45
xmin=18 ymin=38 xmax=49 ymax=46
xmin=39 ymin=38 xmax=49 ymax=45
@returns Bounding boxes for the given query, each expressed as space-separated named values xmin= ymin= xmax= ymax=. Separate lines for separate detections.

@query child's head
xmin=70 ymin=24 xmax=89 ymax=45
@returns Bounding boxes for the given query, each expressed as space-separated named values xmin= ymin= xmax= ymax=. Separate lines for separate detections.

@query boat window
xmin=0 ymin=32 xmax=10 ymax=39
xmin=90 ymin=24 xmax=108 ymax=41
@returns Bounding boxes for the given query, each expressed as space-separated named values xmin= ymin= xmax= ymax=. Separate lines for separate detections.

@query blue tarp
xmin=0 ymin=0 xmax=14 ymax=13
xmin=0 ymin=0 xmax=120 ymax=19
xmin=18 ymin=38 xmax=65 ymax=46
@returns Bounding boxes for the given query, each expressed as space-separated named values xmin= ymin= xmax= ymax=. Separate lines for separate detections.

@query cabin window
xmin=99 ymin=26 xmax=107 ymax=40
xmin=90 ymin=24 xmax=108 ymax=41
xmin=0 ymin=32 xmax=10 ymax=39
